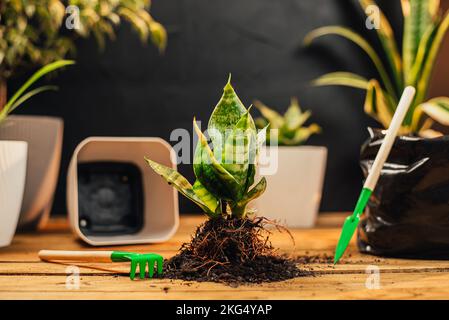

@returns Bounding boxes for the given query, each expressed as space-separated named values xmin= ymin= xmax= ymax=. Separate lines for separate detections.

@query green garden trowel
xmin=39 ymin=250 xmax=163 ymax=280
xmin=334 ymin=86 xmax=416 ymax=264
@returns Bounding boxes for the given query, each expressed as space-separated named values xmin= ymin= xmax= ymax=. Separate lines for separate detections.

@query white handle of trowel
xmin=363 ymin=86 xmax=416 ymax=190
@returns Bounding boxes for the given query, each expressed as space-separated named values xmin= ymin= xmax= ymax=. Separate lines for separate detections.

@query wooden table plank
xmin=1 ymin=213 xmax=449 ymax=300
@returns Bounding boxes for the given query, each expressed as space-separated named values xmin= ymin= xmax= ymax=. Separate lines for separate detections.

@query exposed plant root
xmin=163 ymin=216 xmax=311 ymax=285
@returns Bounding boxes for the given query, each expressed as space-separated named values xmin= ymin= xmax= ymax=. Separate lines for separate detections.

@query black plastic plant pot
xmin=357 ymin=128 xmax=449 ymax=258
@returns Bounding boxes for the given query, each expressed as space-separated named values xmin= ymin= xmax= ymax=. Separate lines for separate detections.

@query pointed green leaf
xmin=208 ymin=75 xmax=250 ymax=148
xmin=282 ymin=124 xmax=322 ymax=146
xmin=144 ymin=157 xmax=218 ymax=216
xmin=253 ymin=100 xmax=284 ymax=129
xmin=304 ymin=26 xmax=397 ymax=99
xmin=312 ymin=72 xmax=369 ymax=89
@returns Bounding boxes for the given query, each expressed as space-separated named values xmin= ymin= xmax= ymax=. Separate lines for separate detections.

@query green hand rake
xmin=39 ymin=250 xmax=163 ymax=280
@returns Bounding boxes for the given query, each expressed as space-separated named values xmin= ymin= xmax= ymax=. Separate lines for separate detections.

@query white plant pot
xmin=67 ymin=137 xmax=179 ymax=246
xmin=0 ymin=141 xmax=27 ymax=247
xmin=254 ymin=146 xmax=327 ymax=228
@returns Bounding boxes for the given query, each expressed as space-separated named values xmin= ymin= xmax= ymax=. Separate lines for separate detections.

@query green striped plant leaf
xmin=0 ymin=60 xmax=74 ymax=121
xmin=415 ymin=11 xmax=449 ymax=105
xmin=304 ymin=26 xmax=396 ymax=99
xmin=144 ymin=158 xmax=220 ymax=217
xmin=312 ymin=72 xmax=369 ymax=89
xmin=359 ymin=0 xmax=403 ymax=91
xmin=253 ymin=100 xmax=284 ymax=129
xmin=221 ymin=109 xmax=257 ymax=188
xmin=193 ymin=118 xmax=243 ymax=200
xmin=232 ymin=177 xmax=267 ymax=218
xmin=364 ymin=80 xmax=394 ymax=129
xmin=402 ymin=0 xmax=440 ymax=82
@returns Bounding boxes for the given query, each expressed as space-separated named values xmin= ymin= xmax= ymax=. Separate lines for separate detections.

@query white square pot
xmin=0 ymin=141 xmax=28 ymax=247
xmin=67 ymin=137 xmax=179 ymax=246
xmin=253 ymin=146 xmax=327 ymax=228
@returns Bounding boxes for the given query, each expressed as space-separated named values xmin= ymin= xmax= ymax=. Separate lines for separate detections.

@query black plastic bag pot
xmin=358 ymin=128 xmax=449 ymax=258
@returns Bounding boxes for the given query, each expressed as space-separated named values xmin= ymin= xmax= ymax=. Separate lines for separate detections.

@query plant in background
xmin=305 ymin=0 xmax=449 ymax=137
xmin=144 ymin=77 xmax=301 ymax=284
xmin=0 ymin=60 xmax=74 ymax=125
xmin=254 ymin=98 xmax=321 ymax=146
xmin=145 ymin=77 xmax=267 ymax=219
xmin=0 ymin=0 xmax=166 ymax=109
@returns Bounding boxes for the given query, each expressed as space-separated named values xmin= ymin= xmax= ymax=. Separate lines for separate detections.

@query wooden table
xmin=1 ymin=213 xmax=449 ymax=300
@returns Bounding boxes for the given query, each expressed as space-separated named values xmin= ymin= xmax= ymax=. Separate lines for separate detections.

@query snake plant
xmin=145 ymin=77 xmax=267 ymax=219
xmin=0 ymin=60 xmax=74 ymax=125
xmin=305 ymin=0 xmax=449 ymax=136
xmin=254 ymin=98 xmax=321 ymax=146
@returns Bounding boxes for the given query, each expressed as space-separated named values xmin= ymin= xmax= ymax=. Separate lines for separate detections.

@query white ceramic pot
xmin=254 ymin=146 xmax=327 ymax=228
xmin=0 ymin=115 xmax=63 ymax=230
xmin=0 ymin=141 xmax=27 ymax=247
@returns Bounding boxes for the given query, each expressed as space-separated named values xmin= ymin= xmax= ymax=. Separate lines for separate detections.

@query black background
xmin=11 ymin=0 xmax=402 ymax=215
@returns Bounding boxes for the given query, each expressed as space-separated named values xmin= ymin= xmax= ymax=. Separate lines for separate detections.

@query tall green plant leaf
xmin=144 ymin=158 xmax=220 ymax=217
xmin=304 ymin=26 xmax=397 ymax=99
xmin=415 ymin=10 xmax=449 ymax=104
xmin=208 ymin=75 xmax=250 ymax=149
xmin=9 ymin=85 xmax=57 ymax=113
xmin=312 ymin=72 xmax=369 ymax=90
xmin=364 ymin=79 xmax=394 ymax=129
xmin=2 ymin=60 xmax=74 ymax=113
xmin=253 ymin=100 xmax=284 ymax=129
xmin=359 ymin=0 xmax=403 ymax=91
xmin=402 ymin=0 xmax=440 ymax=83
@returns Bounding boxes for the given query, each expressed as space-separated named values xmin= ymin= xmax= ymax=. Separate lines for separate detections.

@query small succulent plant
xmin=305 ymin=0 xmax=449 ymax=137
xmin=145 ymin=77 xmax=267 ymax=219
xmin=254 ymin=98 xmax=321 ymax=146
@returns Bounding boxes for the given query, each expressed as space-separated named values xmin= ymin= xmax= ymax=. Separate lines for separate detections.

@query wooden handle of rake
xmin=38 ymin=250 xmax=114 ymax=263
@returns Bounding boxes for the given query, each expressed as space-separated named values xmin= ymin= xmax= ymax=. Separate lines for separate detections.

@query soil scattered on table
xmin=163 ymin=216 xmax=311 ymax=285
xmin=292 ymin=254 xmax=334 ymax=264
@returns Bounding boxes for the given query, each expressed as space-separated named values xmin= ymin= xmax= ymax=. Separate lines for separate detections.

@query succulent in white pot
xmin=253 ymin=98 xmax=327 ymax=228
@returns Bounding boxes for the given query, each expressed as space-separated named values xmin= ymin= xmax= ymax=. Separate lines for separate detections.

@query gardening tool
xmin=334 ymin=86 xmax=416 ymax=264
xmin=38 ymin=250 xmax=163 ymax=280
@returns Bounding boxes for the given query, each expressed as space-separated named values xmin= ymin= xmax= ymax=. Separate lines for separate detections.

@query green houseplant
xmin=0 ymin=0 xmax=165 ymax=229
xmin=306 ymin=0 xmax=449 ymax=257
xmin=305 ymin=0 xmax=449 ymax=137
xmin=252 ymin=98 xmax=326 ymax=228
xmin=0 ymin=0 xmax=166 ymax=108
xmin=145 ymin=77 xmax=302 ymax=284
xmin=254 ymin=98 xmax=321 ymax=146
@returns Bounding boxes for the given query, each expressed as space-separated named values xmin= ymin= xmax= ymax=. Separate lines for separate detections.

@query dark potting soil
xmin=162 ymin=216 xmax=311 ymax=285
